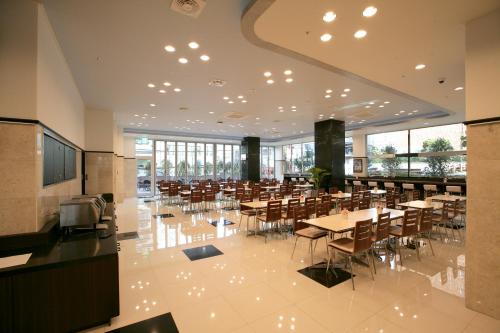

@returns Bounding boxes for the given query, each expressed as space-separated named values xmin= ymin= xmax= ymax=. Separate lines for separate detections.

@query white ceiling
xmin=254 ymin=0 xmax=500 ymax=118
xmin=42 ymin=0 xmax=478 ymax=140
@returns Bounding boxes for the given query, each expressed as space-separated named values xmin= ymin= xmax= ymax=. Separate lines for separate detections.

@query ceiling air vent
xmin=224 ymin=111 xmax=246 ymax=120
xmin=208 ymin=79 xmax=227 ymax=87
xmin=170 ymin=0 xmax=206 ymax=18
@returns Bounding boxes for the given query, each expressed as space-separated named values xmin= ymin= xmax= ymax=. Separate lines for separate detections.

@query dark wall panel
xmin=241 ymin=137 xmax=260 ymax=182
xmin=315 ymin=119 xmax=346 ymax=191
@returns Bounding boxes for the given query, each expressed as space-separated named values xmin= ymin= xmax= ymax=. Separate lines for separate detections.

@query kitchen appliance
xmin=60 ymin=198 xmax=102 ymax=229
xmin=72 ymin=194 xmax=112 ymax=221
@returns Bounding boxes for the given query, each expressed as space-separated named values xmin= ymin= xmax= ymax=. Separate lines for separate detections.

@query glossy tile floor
xmin=82 ymin=197 xmax=500 ymax=333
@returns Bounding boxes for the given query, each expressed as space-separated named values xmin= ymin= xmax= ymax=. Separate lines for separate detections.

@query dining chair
xmin=305 ymin=197 xmax=317 ymax=218
xmin=204 ymin=188 xmax=216 ymax=211
xmin=327 ymin=218 xmax=374 ymax=290
xmin=389 ymin=209 xmax=420 ymax=265
xmin=315 ymin=202 xmax=330 ymax=217
xmin=291 ymin=189 xmax=301 ymax=198
xmin=417 ymin=207 xmax=435 ymax=256
xmin=239 ymin=193 xmax=257 ymax=232
xmin=291 ymin=205 xmax=328 ymax=266
xmin=359 ymin=197 xmax=371 ymax=210
xmin=340 ymin=198 xmax=354 ymax=211
xmin=256 ymin=200 xmax=283 ymax=242
xmin=282 ymin=198 xmax=300 ymax=231
xmin=370 ymin=212 xmax=391 ymax=274
xmin=274 ymin=192 xmax=284 ymax=200
xmin=259 ymin=192 xmax=271 ymax=201
xmin=351 ymin=192 xmax=360 ymax=210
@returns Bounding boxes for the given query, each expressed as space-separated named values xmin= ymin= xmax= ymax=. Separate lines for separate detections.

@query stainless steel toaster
xmin=60 ymin=198 xmax=101 ymax=228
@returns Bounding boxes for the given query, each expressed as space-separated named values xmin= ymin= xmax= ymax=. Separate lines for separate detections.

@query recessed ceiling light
xmin=284 ymin=69 xmax=293 ymax=75
xmin=200 ymin=54 xmax=210 ymax=61
xmin=369 ymin=101 xmax=375 ymax=105
xmin=188 ymin=42 xmax=199 ymax=49
xmin=241 ymin=100 xmax=247 ymax=103
xmin=378 ymin=105 xmax=384 ymax=108
xmin=164 ymin=45 xmax=175 ymax=53
xmin=394 ymin=113 xmax=399 ymax=116
xmin=163 ymin=82 xmax=171 ymax=86
xmin=363 ymin=6 xmax=378 ymax=17
xmin=384 ymin=101 xmax=390 ymax=104
xmin=320 ymin=33 xmax=333 ymax=42
xmin=159 ymin=89 xmax=166 ymax=94
xmin=413 ymin=110 xmax=419 ymax=112
xmin=236 ymin=95 xmax=243 ymax=99
xmin=209 ymin=111 xmax=214 ymax=114
xmin=354 ymin=30 xmax=367 ymax=39
xmin=264 ymin=71 xmax=272 ymax=77
xmin=150 ymin=103 xmax=156 ymax=107
xmin=424 ymin=122 xmax=429 ymax=125
xmin=151 ymin=116 xmax=156 ymax=119
xmin=319 ymin=114 xmax=324 ymax=117
xmin=223 ymin=96 xmax=229 ymax=100
xmin=300 ymin=130 xmax=304 ymax=134
xmin=173 ymin=88 xmax=181 ymax=92
xmin=400 ymin=110 xmax=405 ymax=113
xmin=291 ymin=109 xmax=297 ymax=112
xmin=285 ymin=78 xmax=294 ymax=83
xmin=134 ymin=114 xmax=139 ymax=117
xmin=454 ymin=86 xmax=464 ymax=91
xmin=341 ymin=93 xmax=347 ymax=97
xmin=326 ymin=89 xmax=332 ymax=94
xmin=228 ymin=101 xmax=234 ymax=104
xmin=147 ymin=83 xmax=155 ymax=88
xmin=344 ymin=88 xmax=350 ymax=92
xmin=266 ymin=79 xmax=274 ymax=84
xmin=279 ymin=110 xmax=284 ymax=113
xmin=323 ymin=11 xmax=336 ymax=23
xmin=256 ymin=117 xmax=260 ymax=120
xmin=365 ymin=105 xmax=371 ymax=108
xmin=415 ymin=64 xmax=426 ymax=70
xmin=278 ymin=106 xmax=283 ymax=109
xmin=178 ymin=58 xmax=188 ymax=64
xmin=325 ymin=95 xmax=331 ymax=98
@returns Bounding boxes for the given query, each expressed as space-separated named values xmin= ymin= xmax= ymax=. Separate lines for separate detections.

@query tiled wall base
xmin=465 ymin=122 xmax=500 ymax=319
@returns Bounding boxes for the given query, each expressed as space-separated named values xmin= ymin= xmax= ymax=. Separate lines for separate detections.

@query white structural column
xmin=464 ymin=8 xmax=500 ymax=320
xmin=352 ymin=133 xmax=368 ymax=177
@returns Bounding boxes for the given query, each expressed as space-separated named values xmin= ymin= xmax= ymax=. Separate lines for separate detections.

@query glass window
xmin=409 ymin=124 xmax=467 ymax=178
xmin=345 ymin=158 xmax=353 ymax=176
xmin=216 ymin=144 xmax=224 ymax=179
xmin=135 ymin=138 xmax=153 ymax=157
xmin=345 ymin=137 xmax=353 ymax=156
xmin=224 ymin=145 xmax=232 ymax=178
xmin=206 ymin=144 xmax=214 ymax=179
xmin=187 ymin=143 xmax=196 ymax=180
xmin=196 ymin=143 xmax=205 ymax=179
xmin=282 ymin=145 xmax=292 ymax=174
xmin=176 ymin=142 xmax=186 ymax=180
xmin=302 ymin=142 xmax=314 ymax=171
xmin=291 ymin=144 xmax=302 ymax=173
xmin=155 ymin=141 xmax=166 ymax=184
xmin=261 ymin=147 xmax=269 ymax=178
xmin=232 ymin=145 xmax=240 ymax=179
xmin=268 ymin=146 xmax=275 ymax=178
xmin=367 ymin=130 xmax=408 ymax=177
xmin=166 ymin=142 xmax=175 ymax=177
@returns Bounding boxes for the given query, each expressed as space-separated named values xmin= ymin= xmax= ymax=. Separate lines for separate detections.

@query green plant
xmin=307 ymin=167 xmax=330 ymax=189
xmin=422 ymin=137 xmax=454 ymax=177
xmin=381 ymin=145 xmax=401 ymax=176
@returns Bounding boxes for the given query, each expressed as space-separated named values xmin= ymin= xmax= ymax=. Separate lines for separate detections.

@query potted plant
xmin=308 ymin=167 xmax=330 ymax=193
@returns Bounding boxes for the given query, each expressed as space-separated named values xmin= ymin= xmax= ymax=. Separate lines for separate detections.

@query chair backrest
xmin=351 ymin=193 xmax=360 ymax=209
xmin=321 ymin=195 xmax=332 ymax=204
xmin=329 ymin=187 xmax=338 ymax=194
xmin=305 ymin=197 xmax=317 ymax=217
xmin=423 ymin=184 xmax=437 ymax=192
xmin=353 ymin=180 xmax=362 ymax=186
xmin=368 ymin=181 xmax=378 ymax=188
xmin=315 ymin=202 xmax=330 ymax=217
xmin=285 ymin=198 xmax=300 ymax=219
xmin=259 ymin=192 xmax=270 ymax=201
xmin=317 ymin=188 xmax=325 ymax=197
xmin=265 ymin=200 xmax=282 ymax=221
xmin=384 ymin=182 xmax=395 ymax=189
xmin=442 ymin=200 xmax=457 ymax=219
xmin=374 ymin=212 xmax=391 ymax=242
xmin=402 ymin=183 xmax=414 ymax=190
xmin=204 ymin=188 xmax=216 ymax=202
xmin=361 ymin=190 xmax=371 ymax=198
xmin=181 ymin=184 xmax=190 ymax=191
xmin=235 ymin=188 xmax=245 ymax=200
xmin=386 ymin=193 xmax=395 ymax=209
xmin=239 ymin=193 xmax=253 ymax=211
xmin=191 ymin=190 xmax=202 ymax=203
xmin=359 ymin=197 xmax=371 ymax=210
xmin=399 ymin=193 xmax=408 ymax=203
xmin=291 ymin=190 xmax=301 ymax=198
xmin=412 ymin=189 xmax=420 ymax=200
xmin=446 ymin=185 xmax=461 ymax=194
xmin=274 ymin=192 xmax=284 ymax=200
xmin=169 ymin=186 xmax=178 ymax=196
xmin=292 ymin=205 xmax=309 ymax=232
xmin=401 ymin=209 xmax=419 ymax=236
xmin=353 ymin=219 xmax=373 ymax=252
xmin=340 ymin=198 xmax=353 ymax=211
xmin=419 ymin=207 xmax=433 ymax=232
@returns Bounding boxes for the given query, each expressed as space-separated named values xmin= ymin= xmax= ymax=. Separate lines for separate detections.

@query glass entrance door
xmin=136 ymin=158 xmax=153 ymax=197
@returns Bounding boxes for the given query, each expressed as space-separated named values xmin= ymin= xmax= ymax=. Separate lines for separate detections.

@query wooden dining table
xmin=431 ymin=194 xmax=466 ymax=202
xmin=397 ymin=200 xmax=443 ymax=210
xmin=305 ymin=208 xmax=405 ymax=234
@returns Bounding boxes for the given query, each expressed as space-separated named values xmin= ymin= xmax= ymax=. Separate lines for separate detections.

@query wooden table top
xmin=306 ymin=208 xmax=405 ymax=233
xmin=330 ymin=193 xmax=352 ymax=199
xmin=397 ymin=200 xmax=443 ymax=210
xmin=370 ymin=189 xmax=387 ymax=195
xmin=240 ymin=197 xmax=319 ymax=209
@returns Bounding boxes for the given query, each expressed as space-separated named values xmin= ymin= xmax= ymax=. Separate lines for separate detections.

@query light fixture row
xmin=164 ymin=41 xmax=210 ymax=63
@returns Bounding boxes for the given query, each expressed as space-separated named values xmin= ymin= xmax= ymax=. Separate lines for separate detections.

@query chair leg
xmin=348 ymin=255 xmax=355 ymax=290
xmin=371 ymin=245 xmax=377 ymax=274
xmin=309 ymin=240 xmax=314 ymax=266
xmin=365 ymin=250 xmax=374 ymax=280
xmin=415 ymin=237 xmax=421 ymax=261
xmin=326 ymin=248 xmax=331 ymax=273
xmin=239 ymin=214 xmax=243 ymax=227
xmin=395 ymin=237 xmax=403 ymax=266
xmin=291 ymin=236 xmax=299 ymax=259
xmin=427 ymin=232 xmax=435 ymax=256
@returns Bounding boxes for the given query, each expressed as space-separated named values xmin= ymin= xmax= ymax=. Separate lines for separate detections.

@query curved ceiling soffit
xmin=240 ymin=0 xmax=455 ymax=117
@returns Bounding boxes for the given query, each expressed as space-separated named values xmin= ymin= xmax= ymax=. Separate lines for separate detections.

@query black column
xmin=241 ymin=136 xmax=260 ymax=182
xmin=315 ymin=119 xmax=345 ymax=191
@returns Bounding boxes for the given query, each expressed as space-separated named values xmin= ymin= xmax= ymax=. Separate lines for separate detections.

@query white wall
xmin=85 ymin=108 xmax=115 ymax=151
xmin=352 ymin=134 xmax=368 ymax=177
xmin=0 ymin=0 xmax=37 ymax=119
xmin=124 ymin=136 xmax=136 ymax=158
xmin=466 ymin=9 xmax=500 ymax=121
xmin=36 ymin=5 xmax=85 ymax=148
